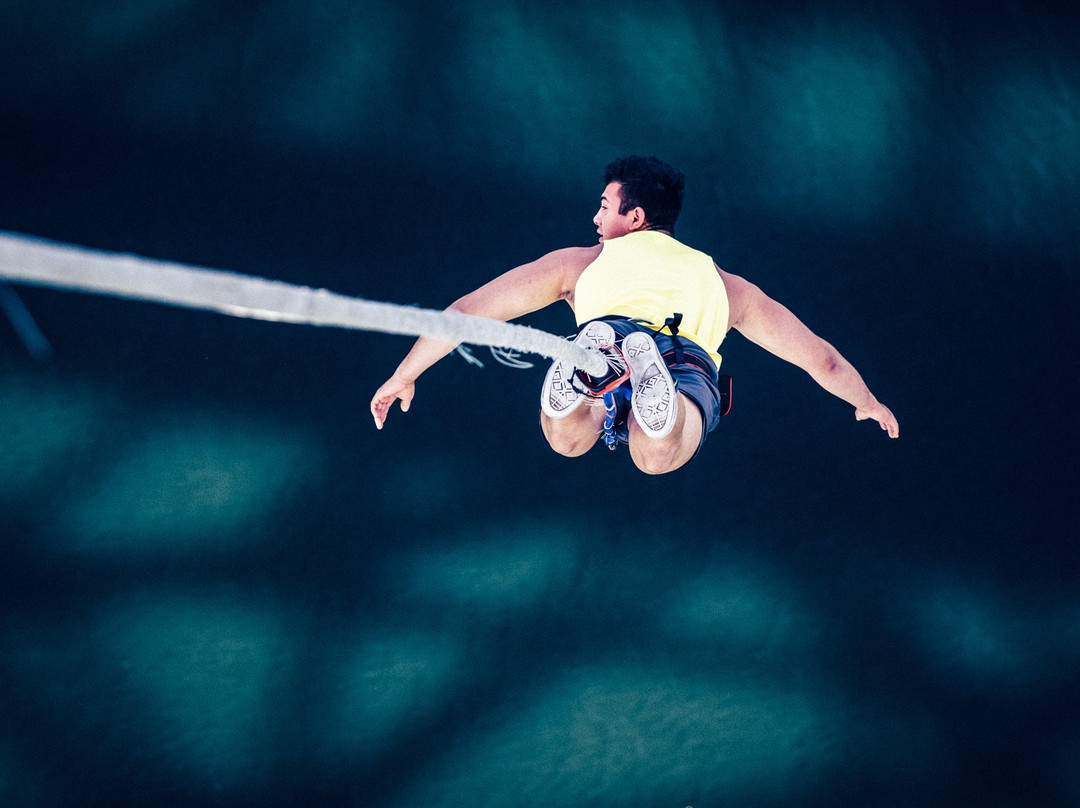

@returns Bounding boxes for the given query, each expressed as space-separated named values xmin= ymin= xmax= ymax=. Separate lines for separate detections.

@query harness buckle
xmin=571 ymin=345 xmax=629 ymax=397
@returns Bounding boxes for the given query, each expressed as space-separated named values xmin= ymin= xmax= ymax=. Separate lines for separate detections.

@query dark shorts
xmin=584 ymin=317 xmax=725 ymax=457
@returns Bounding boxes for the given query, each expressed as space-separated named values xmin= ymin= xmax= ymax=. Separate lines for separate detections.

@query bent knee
xmin=547 ymin=434 xmax=595 ymax=458
xmin=627 ymin=407 xmax=701 ymax=474
xmin=541 ymin=415 xmax=598 ymax=457
xmin=630 ymin=443 xmax=683 ymax=475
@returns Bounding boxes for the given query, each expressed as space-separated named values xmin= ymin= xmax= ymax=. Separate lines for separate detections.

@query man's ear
xmin=627 ymin=206 xmax=649 ymax=231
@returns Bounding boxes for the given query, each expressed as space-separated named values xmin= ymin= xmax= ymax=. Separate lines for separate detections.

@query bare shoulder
xmin=544 ymin=244 xmax=602 ymax=299
xmin=545 ymin=244 xmax=602 ymax=271
xmin=716 ymin=266 xmax=760 ymax=330
xmin=459 ymin=244 xmax=601 ymax=317
xmin=716 ymin=266 xmax=822 ymax=364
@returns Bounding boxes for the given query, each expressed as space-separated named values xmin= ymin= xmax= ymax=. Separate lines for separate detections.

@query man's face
xmin=593 ymin=182 xmax=637 ymax=242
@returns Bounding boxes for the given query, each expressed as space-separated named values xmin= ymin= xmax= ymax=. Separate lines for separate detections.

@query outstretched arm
xmin=370 ymin=246 xmax=597 ymax=429
xmin=723 ymin=271 xmax=899 ymax=438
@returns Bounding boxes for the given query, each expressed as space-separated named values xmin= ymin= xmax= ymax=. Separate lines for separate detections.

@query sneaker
xmin=623 ymin=330 xmax=677 ymax=439
xmin=540 ymin=320 xmax=617 ymax=419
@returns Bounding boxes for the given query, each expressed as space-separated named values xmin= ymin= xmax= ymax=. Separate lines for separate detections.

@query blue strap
xmin=601 ymin=391 xmax=620 ymax=450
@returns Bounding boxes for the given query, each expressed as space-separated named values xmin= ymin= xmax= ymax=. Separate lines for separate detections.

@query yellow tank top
xmin=574 ymin=230 xmax=729 ymax=366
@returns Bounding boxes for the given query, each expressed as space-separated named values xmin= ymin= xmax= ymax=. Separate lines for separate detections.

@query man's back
xmin=572 ymin=230 xmax=730 ymax=364
xmin=372 ymin=156 xmax=898 ymax=449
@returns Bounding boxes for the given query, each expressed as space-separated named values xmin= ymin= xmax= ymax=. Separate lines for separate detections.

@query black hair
xmin=603 ymin=155 xmax=685 ymax=233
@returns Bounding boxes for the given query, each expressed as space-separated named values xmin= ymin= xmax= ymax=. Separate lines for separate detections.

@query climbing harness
xmin=592 ymin=314 xmax=734 ymax=450
xmin=600 ymin=385 xmax=631 ymax=450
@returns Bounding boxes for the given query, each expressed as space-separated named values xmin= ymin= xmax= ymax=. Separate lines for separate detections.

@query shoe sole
xmin=540 ymin=321 xmax=617 ymax=419
xmin=623 ymin=331 xmax=677 ymax=439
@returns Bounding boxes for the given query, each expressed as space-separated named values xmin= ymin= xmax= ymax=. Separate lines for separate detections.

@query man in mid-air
xmin=371 ymin=155 xmax=898 ymax=474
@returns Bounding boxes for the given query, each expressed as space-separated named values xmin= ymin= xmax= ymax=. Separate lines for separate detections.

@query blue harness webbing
xmin=601 ymin=386 xmax=630 ymax=450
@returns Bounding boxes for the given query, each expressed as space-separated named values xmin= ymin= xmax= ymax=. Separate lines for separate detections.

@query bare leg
xmin=540 ymin=401 xmax=606 ymax=457
xmin=627 ymin=392 xmax=702 ymax=474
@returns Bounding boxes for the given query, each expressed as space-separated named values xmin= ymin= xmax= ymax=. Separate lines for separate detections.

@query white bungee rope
xmin=0 ymin=231 xmax=607 ymax=377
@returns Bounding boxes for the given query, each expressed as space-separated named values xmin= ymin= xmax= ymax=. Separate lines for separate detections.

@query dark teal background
xmin=1 ymin=2 xmax=1078 ymax=806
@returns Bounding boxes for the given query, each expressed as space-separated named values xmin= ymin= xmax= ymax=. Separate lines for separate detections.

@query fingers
xmin=371 ymin=377 xmax=415 ymax=430
xmin=370 ymin=399 xmax=386 ymax=430
xmin=855 ymin=406 xmax=899 ymax=438
xmin=873 ymin=412 xmax=900 ymax=439
xmin=370 ymin=390 xmax=395 ymax=430
xmin=370 ymin=392 xmax=410 ymax=429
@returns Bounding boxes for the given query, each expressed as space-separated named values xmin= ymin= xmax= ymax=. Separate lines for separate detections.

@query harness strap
xmin=660 ymin=314 xmax=733 ymax=417
xmin=572 ymin=344 xmax=630 ymax=397
xmin=661 ymin=313 xmax=685 ymax=366
xmin=717 ymin=373 xmax=733 ymax=417
xmin=589 ymin=315 xmax=734 ymax=418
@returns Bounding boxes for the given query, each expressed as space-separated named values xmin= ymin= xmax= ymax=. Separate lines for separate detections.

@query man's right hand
xmin=370 ymin=375 xmax=416 ymax=430
xmin=855 ymin=401 xmax=900 ymax=438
